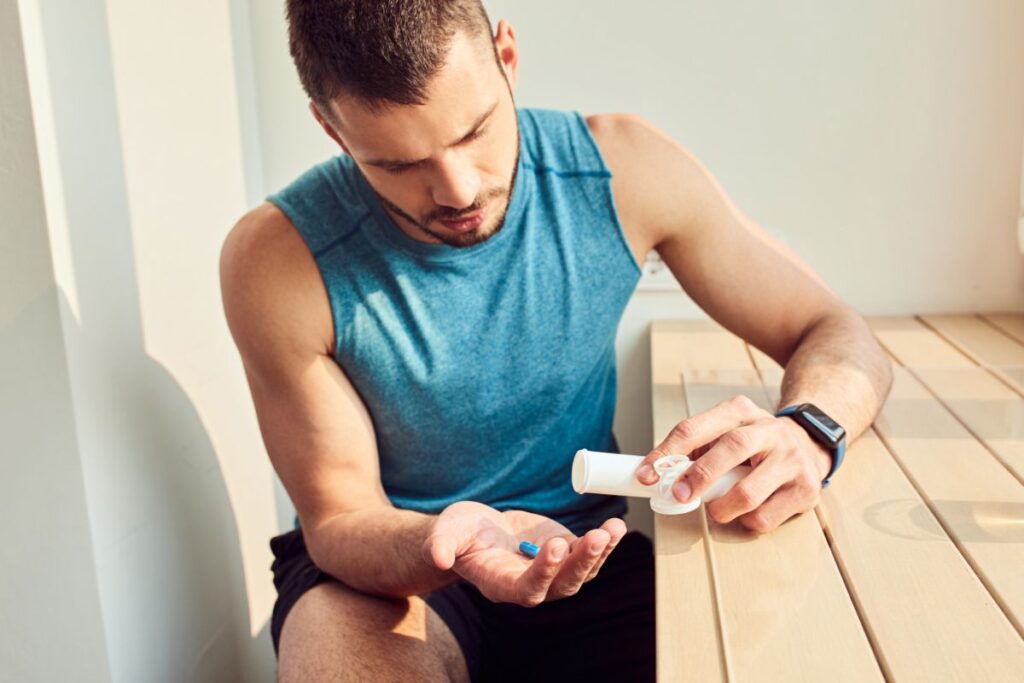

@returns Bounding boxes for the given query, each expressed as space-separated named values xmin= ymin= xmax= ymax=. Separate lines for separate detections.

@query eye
xmin=385 ymin=164 xmax=412 ymax=175
xmin=464 ymin=126 xmax=486 ymax=142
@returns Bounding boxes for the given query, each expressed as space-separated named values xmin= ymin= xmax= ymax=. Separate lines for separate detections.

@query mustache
xmin=426 ymin=187 xmax=505 ymax=223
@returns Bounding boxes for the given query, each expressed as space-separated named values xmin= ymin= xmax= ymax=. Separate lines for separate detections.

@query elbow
xmin=302 ymin=510 xmax=348 ymax=573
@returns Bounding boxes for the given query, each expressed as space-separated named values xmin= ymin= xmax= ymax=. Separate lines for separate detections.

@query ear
xmin=493 ymin=19 xmax=519 ymax=91
xmin=309 ymin=101 xmax=350 ymax=154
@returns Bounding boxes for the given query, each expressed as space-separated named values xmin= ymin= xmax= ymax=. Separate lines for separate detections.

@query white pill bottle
xmin=571 ymin=449 xmax=751 ymax=515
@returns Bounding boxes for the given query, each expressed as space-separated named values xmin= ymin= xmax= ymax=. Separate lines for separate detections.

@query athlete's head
xmin=285 ymin=0 xmax=521 ymax=248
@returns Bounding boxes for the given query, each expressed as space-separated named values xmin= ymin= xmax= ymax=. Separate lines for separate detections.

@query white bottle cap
xmin=650 ymin=455 xmax=702 ymax=514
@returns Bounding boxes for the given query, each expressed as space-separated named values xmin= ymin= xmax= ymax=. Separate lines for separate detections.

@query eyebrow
xmin=363 ymin=100 xmax=499 ymax=168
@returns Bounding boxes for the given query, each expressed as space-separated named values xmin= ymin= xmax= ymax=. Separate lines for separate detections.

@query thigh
xmin=269 ymin=528 xmax=469 ymax=683
xmin=473 ymin=530 xmax=656 ymax=682
xmin=278 ymin=581 xmax=469 ymax=683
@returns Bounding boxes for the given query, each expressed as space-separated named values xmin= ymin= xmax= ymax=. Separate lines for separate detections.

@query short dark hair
xmin=285 ymin=0 xmax=496 ymax=113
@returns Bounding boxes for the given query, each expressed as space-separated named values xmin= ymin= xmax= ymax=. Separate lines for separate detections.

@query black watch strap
xmin=775 ymin=403 xmax=847 ymax=487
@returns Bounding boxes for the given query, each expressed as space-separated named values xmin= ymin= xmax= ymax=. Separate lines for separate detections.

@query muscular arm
xmin=773 ymin=314 xmax=890 ymax=445
xmin=220 ymin=202 xmax=459 ymax=598
xmin=653 ymin=136 xmax=890 ymax=441
xmin=592 ymin=114 xmax=892 ymax=443
xmin=593 ymin=114 xmax=893 ymax=531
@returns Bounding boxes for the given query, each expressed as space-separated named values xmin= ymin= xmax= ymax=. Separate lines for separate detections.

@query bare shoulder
xmin=585 ymin=112 xmax=663 ymax=155
xmin=584 ymin=113 xmax=716 ymax=252
xmin=219 ymin=202 xmax=334 ymax=366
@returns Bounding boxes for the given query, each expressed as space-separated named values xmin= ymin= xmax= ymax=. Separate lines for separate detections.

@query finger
xmin=585 ymin=518 xmax=628 ymax=582
xmin=672 ymin=420 xmax=775 ymax=504
xmin=704 ymin=452 xmax=796 ymax=525
xmin=423 ymin=523 xmax=462 ymax=571
xmin=737 ymin=481 xmax=820 ymax=534
xmin=636 ymin=395 xmax=770 ymax=484
xmin=547 ymin=529 xmax=610 ymax=600
xmin=689 ymin=439 xmax=718 ymax=460
xmin=693 ymin=437 xmax=759 ymax=465
xmin=513 ymin=537 xmax=569 ymax=607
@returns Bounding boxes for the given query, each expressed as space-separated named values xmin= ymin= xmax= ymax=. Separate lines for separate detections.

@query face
xmin=313 ymin=21 xmax=521 ymax=248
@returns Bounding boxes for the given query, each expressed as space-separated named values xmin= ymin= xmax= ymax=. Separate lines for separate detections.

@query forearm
xmin=778 ymin=312 xmax=893 ymax=442
xmin=305 ymin=506 xmax=461 ymax=599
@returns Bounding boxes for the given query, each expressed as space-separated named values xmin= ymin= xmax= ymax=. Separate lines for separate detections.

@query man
xmin=219 ymin=1 xmax=893 ymax=681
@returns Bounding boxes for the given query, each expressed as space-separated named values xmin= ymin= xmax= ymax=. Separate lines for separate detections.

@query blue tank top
xmin=267 ymin=107 xmax=642 ymax=535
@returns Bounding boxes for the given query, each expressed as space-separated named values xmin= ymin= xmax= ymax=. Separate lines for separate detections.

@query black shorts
xmin=269 ymin=527 xmax=655 ymax=682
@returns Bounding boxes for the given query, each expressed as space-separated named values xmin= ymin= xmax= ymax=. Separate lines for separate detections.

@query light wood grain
xmin=874 ymin=366 xmax=1024 ymax=638
xmin=920 ymin=314 xmax=1024 ymax=395
xmin=651 ymin=324 xmax=727 ymax=683
xmin=652 ymin=321 xmax=879 ymax=682
xmin=751 ymin=322 xmax=1024 ymax=680
xmin=980 ymin=313 xmax=1024 ymax=346
xmin=868 ymin=317 xmax=975 ymax=368
xmin=869 ymin=317 xmax=1024 ymax=483
xmin=866 ymin=316 xmax=1024 ymax=638
xmin=686 ymin=372 xmax=880 ymax=682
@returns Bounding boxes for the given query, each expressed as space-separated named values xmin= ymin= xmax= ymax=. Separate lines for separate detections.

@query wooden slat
xmin=650 ymin=323 xmax=726 ymax=683
xmin=983 ymin=314 xmax=1024 ymax=392
xmin=870 ymin=317 xmax=1024 ymax=483
xmin=866 ymin=317 xmax=975 ymax=368
xmin=981 ymin=313 xmax=1024 ymax=346
xmin=686 ymin=376 xmax=882 ymax=682
xmin=652 ymin=321 xmax=880 ymax=682
xmin=750 ymin=325 xmax=1024 ymax=680
xmin=652 ymin=319 xmax=760 ymax=371
xmin=921 ymin=314 xmax=1024 ymax=395
xmin=871 ymin=365 xmax=1024 ymax=637
xmin=1004 ymin=367 xmax=1024 ymax=389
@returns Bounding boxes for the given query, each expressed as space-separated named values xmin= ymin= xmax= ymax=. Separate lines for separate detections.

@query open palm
xmin=422 ymin=501 xmax=626 ymax=606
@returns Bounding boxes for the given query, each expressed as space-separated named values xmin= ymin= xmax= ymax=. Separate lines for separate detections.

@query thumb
xmin=423 ymin=532 xmax=456 ymax=569
xmin=422 ymin=520 xmax=460 ymax=571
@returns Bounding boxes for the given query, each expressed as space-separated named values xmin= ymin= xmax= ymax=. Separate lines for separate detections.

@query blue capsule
xmin=518 ymin=541 xmax=540 ymax=558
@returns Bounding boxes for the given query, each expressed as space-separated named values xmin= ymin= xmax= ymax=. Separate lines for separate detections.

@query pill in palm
xmin=518 ymin=541 xmax=539 ymax=558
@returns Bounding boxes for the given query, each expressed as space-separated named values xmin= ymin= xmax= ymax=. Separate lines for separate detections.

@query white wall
xmin=244 ymin=0 xmax=1024 ymax=535
xmin=13 ymin=0 xmax=281 ymax=680
xmin=1 ymin=2 xmax=110 ymax=679
xmin=249 ymin=0 xmax=1024 ymax=310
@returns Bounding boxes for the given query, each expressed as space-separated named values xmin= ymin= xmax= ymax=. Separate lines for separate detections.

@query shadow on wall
xmin=30 ymin=0 xmax=273 ymax=678
xmin=57 ymin=287 xmax=254 ymax=679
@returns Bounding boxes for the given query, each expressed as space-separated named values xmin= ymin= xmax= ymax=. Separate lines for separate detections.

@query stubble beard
xmin=373 ymin=130 xmax=521 ymax=249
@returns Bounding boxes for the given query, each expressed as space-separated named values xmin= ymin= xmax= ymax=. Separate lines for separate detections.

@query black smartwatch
xmin=775 ymin=403 xmax=846 ymax=487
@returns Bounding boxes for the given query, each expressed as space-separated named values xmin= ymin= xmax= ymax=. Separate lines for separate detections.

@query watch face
xmin=798 ymin=404 xmax=846 ymax=445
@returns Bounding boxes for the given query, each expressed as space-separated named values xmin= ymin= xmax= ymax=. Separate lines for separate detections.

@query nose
xmin=431 ymin=153 xmax=481 ymax=210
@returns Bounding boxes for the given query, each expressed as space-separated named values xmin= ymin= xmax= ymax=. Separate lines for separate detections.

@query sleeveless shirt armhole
xmin=572 ymin=111 xmax=644 ymax=279
xmin=264 ymin=193 xmax=346 ymax=365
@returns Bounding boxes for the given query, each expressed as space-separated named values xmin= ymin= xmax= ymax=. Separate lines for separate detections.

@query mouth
xmin=437 ymin=205 xmax=487 ymax=233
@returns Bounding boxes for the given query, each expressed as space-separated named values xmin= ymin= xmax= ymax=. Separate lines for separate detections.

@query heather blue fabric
xmin=267 ymin=108 xmax=642 ymax=536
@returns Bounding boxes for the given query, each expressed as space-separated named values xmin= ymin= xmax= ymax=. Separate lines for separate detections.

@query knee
xmin=277 ymin=583 xmax=467 ymax=683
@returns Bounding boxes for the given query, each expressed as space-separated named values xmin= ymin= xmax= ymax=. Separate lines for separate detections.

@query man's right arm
xmin=219 ymin=202 xmax=460 ymax=598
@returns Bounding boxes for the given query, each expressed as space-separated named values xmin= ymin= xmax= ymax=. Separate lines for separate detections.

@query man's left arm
xmin=590 ymin=114 xmax=893 ymax=533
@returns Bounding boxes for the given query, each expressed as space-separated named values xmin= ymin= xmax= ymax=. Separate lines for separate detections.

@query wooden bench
xmin=649 ymin=314 xmax=1024 ymax=682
